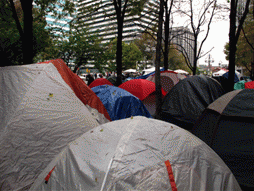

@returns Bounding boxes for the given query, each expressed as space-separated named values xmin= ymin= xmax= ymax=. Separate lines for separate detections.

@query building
xmin=170 ymin=27 xmax=195 ymax=68
xmin=76 ymin=0 xmax=159 ymax=44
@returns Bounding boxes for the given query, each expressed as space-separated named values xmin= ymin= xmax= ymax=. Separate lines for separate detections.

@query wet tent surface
xmin=160 ymin=75 xmax=225 ymax=131
xmin=92 ymin=85 xmax=151 ymax=120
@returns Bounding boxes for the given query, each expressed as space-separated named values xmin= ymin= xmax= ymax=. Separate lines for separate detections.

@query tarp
xmin=245 ymin=81 xmax=254 ymax=89
xmin=222 ymin=70 xmax=241 ymax=83
xmin=160 ymin=75 xmax=225 ymax=131
xmin=146 ymin=71 xmax=180 ymax=93
xmin=0 ymin=61 xmax=104 ymax=190
xmin=118 ymin=79 xmax=166 ymax=101
xmin=212 ymin=69 xmax=228 ymax=77
xmin=135 ymin=67 xmax=165 ymax=79
xmin=174 ymin=69 xmax=189 ymax=75
xmin=30 ymin=116 xmax=241 ymax=191
xmin=123 ymin=68 xmax=137 ymax=73
xmin=91 ymin=85 xmax=151 ymax=120
xmin=234 ymin=80 xmax=246 ymax=90
xmin=88 ymin=78 xmax=114 ymax=88
xmin=192 ymin=89 xmax=254 ymax=190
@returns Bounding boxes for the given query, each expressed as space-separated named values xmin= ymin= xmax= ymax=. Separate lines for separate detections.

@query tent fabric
xmin=212 ymin=69 xmax=228 ymax=77
xmin=234 ymin=80 xmax=246 ymax=90
xmin=91 ymin=85 xmax=151 ymax=120
xmin=160 ymin=75 xmax=225 ymax=131
xmin=135 ymin=67 xmax=165 ymax=79
xmin=88 ymin=78 xmax=114 ymax=88
xmin=38 ymin=59 xmax=111 ymax=123
xmin=146 ymin=71 xmax=180 ymax=93
xmin=118 ymin=79 xmax=166 ymax=101
xmin=222 ymin=71 xmax=241 ymax=83
xmin=245 ymin=81 xmax=254 ymax=89
xmin=174 ymin=69 xmax=189 ymax=74
xmin=192 ymin=89 xmax=254 ymax=189
xmin=30 ymin=116 xmax=241 ymax=191
xmin=106 ymin=76 xmax=117 ymax=86
xmin=0 ymin=62 xmax=101 ymax=190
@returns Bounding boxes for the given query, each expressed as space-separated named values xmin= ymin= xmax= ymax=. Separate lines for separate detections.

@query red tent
xmin=89 ymin=78 xmax=114 ymax=88
xmin=38 ymin=59 xmax=111 ymax=123
xmin=244 ymin=81 xmax=254 ymax=89
xmin=118 ymin=79 xmax=166 ymax=101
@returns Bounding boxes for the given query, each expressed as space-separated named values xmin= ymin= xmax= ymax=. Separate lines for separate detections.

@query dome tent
xmin=0 ymin=59 xmax=109 ymax=190
xmin=159 ymin=75 xmax=225 ymax=131
xmin=146 ymin=70 xmax=180 ymax=93
xmin=118 ymin=79 xmax=167 ymax=116
xmin=192 ymin=89 xmax=254 ymax=190
xmin=88 ymin=78 xmax=114 ymax=88
xmin=30 ymin=116 xmax=241 ymax=191
xmin=91 ymin=85 xmax=151 ymax=120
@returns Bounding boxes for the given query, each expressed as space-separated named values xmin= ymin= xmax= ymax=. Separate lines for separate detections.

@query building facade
xmin=170 ymin=27 xmax=195 ymax=68
xmin=76 ymin=0 xmax=159 ymax=44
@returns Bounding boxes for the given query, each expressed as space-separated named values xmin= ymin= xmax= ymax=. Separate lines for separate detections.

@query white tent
xmin=212 ymin=69 xmax=228 ymax=77
xmin=30 ymin=116 xmax=241 ymax=191
xmin=142 ymin=67 xmax=163 ymax=75
xmin=174 ymin=69 xmax=189 ymax=75
xmin=0 ymin=59 xmax=110 ymax=190
xmin=123 ymin=69 xmax=137 ymax=73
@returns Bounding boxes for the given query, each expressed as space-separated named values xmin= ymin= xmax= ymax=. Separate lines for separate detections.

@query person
xmin=99 ymin=73 xmax=103 ymax=78
xmin=86 ymin=73 xmax=94 ymax=86
xmin=94 ymin=73 xmax=97 ymax=79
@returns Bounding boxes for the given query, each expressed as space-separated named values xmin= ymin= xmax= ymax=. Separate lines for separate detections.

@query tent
xmin=123 ymin=68 xmax=137 ymax=73
xmin=159 ymin=75 xmax=225 ymax=131
xmin=119 ymin=79 xmax=166 ymax=101
xmin=174 ymin=69 xmax=189 ymax=75
xmin=234 ymin=80 xmax=246 ymax=90
xmin=0 ymin=59 xmax=111 ymax=190
xmin=91 ymin=85 xmax=151 ymax=120
xmin=106 ymin=76 xmax=117 ymax=86
xmin=119 ymin=79 xmax=166 ymax=116
xmin=245 ymin=81 xmax=254 ymax=89
xmin=212 ymin=69 xmax=228 ymax=77
xmin=30 ymin=116 xmax=241 ymax=191
xmin=192 ymin=89 xmax=254 ymax=190
xmin=88 ymin=78 xmax=114 ymax=88
xmin=146 ymin=71 xmax=180 ymax=93
xmin=135 ymin=67 xmax=165 ymax=79
xmin=222 ymin=70 xmax=242 ymax=83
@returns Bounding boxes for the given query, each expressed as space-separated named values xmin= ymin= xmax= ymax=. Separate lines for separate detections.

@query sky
xmin=198 ymin=19 xmax=230 ymax=67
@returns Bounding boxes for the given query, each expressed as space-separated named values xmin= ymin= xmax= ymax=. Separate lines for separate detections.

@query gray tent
xmin=159 ymin=75 xmax=225 ymax=130
xmin=192 ymin=89 xmax=254 ymax=190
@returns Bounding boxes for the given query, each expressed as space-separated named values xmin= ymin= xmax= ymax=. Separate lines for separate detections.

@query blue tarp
xmin=134 ymin=68 xmax=165 ymax=79
xmin=91 ymin=85 xmax=152 ymax=121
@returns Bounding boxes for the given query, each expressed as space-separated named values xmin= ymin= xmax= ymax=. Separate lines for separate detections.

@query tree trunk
xmin=155 ymin=0 xmax=164 ymax=119
xmin=116 ymin=17 xmax=123 ymax=86
xmin=20 ymin=0 xmax=33 ymax=64
xmin=164 ymin=1 xmax=169 ymax=71
xmin=193 ymin=36 xmax=198 ymax=75
xmin=228 ymin=0 xmax=237 ymax=92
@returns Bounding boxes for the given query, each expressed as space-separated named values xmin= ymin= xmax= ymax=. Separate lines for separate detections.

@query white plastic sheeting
xmin=0 ymin=63 xmax=99 ymax=190
xmin=31 ymin=116 xmax=241 ymax=191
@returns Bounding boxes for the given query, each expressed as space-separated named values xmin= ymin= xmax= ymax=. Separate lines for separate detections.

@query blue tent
xmin=91 ymin=85 xmax=152 ymax=120
xmin=134 ymin=68 xmax=165 ymax=79
xmin=222 ymin=71 xmax=240 ymax=83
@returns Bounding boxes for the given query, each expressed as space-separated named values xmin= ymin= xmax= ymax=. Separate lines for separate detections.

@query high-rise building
xmin=170 ymin=27 xmax=195 ymax=68
xmin=76 ymin=0 xmax=159 ymax=43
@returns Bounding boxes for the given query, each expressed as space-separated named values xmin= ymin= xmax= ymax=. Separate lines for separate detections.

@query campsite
xmin=1 ymin=59 xmax=253 ymax=191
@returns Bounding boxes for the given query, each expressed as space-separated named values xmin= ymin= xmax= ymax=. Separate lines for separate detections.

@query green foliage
xmin=104 ymin=38 xmax=143 ymax=71
xmin=0 ymin=0 xmax=51 ymax=66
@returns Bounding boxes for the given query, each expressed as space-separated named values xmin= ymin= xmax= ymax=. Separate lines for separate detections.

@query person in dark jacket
xmin=86 ymin=73 xmax=94 ymax=86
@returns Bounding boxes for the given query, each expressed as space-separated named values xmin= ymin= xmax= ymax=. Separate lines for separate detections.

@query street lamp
xmin=205 ymin=54 xmax=214 ymax=75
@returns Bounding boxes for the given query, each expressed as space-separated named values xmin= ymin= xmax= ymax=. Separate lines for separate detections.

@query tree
xmin=0 ymin=0 xmax=51 ymax=66
xmin=175 ymin=0 xmax=220 ymax=75
xmin=227 ymin=0 xmax=251 ymax=92
xmin=3 ymin=0 xmax=75 ymax=65
xmin=154 ymin=0 xmax=164 ymax=119
xmin=103 ymin=38 xmax=143 ymax=71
